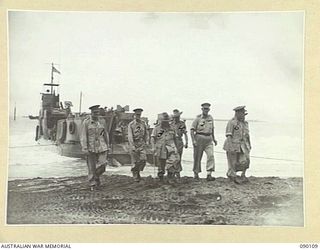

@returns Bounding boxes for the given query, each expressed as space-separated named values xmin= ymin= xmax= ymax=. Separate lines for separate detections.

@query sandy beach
xmin=7 ymin=119 xmax=304 ymax=226
xmin=7 ymin=174 xmax=303 ymax=226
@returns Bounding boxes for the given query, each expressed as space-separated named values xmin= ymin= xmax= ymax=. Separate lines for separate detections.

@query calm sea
xmin=8 ymin=117 xmax=303 ymax=180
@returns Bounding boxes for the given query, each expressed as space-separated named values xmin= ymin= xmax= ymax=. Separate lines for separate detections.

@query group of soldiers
xmin=80 ymin=103 xmax=251 ymax=190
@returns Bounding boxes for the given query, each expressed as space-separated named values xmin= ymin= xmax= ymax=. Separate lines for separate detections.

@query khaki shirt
xmin=151 ymin=125 xmax=176 ymax=159
xmin=128 ymin=119 xmax=148 ymax=147
xmin=80 ymin=117 xmax=109 ymax=153
xmin=191 ymin=114 xmax=214 ymax=135
xmin=171 ymin=120 xmax=187 ymax=139
xmin=223 ymin=117 xmax=251 ymax=153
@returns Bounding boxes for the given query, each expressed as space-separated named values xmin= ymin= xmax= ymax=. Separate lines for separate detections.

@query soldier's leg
xmin=134 ymin=147 xmax=147 ymax=181
xmin=96 ymin=151 xmax=108 ymax=177
xmin=157 ymin=158 xmax=166 ymax=180
xmin=193 ymin=136 xmax=204 ymax=175
xmin=241 ymin=169 xmax=247 ymax=177
xmin=165 ymin=152 xmax=176 ymax=174
xmin=176 ymin=150 xmax=182 ymax=179
xmin=204 ymin=143 xmax=215 ymax=181
xmin=138 ymin=147 xmax=147 ymax=172
xmin=177 ymin=148 xmax=183 ymax=173
xmin=204 ymin=143 xmax=215 ymax=173
xmin=226 ymin=152 xmax=237 ymax=178
xmin=167 ymin=152 xmax=180 ymax=183
xmin=176 ymin=139 xmax=184 ymax=173
xmin=130 ymin=150 xmax=140 ymax=181
xmin=240 ymin=153 xmax=250 ymax=180
xmin=87 ymin=152 xmax=98 ymax=187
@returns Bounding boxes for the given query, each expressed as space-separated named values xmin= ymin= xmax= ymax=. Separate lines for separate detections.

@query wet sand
xmin=7 ymin=174 xmax=303 ymax=226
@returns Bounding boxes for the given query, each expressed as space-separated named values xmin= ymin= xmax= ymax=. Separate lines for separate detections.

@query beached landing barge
xmin=35 ymin=64 xmax=154 ymax=165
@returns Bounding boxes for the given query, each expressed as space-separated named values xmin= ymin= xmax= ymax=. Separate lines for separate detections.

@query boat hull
xmin=57 ymin=142 xmax=154 ymax=165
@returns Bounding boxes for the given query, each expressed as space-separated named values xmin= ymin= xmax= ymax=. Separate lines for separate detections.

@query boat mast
xmin=79 ymin=91 xmax=82 ymax=113
xmin=14 ymin=102 xmax=16 ymax=121
xmin=50 ymin=63 xmax=54 ymax=94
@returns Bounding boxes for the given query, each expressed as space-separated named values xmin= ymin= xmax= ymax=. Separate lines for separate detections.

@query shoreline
xmin=7 ymin=174 xmax=303 ymax=226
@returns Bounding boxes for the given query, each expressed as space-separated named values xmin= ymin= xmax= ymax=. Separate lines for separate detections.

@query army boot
xmin=175 ymin=172 xmax=181 ymax=183
xmin=240 ymin=171 xmax=249 ymax=183
xmin=132 ymin=171 xmax=140 ymax=182
xmin=158 ymin=172 xmax=164 ymax=182
xmin=206 ymin=172 xmax=216 ymax=182
xmin=194 ymin=172 xmax=200 ymax=181
xmin=167 ymin=172 xmax=175 ymax=184
xmin=137 ymin=171 xmax=142 ymax=182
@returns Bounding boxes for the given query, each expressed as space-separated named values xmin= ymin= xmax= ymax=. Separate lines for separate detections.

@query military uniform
xmin=152 ymin=113 xmax=180 ymax=178
xmin=128 ymin=115 xmax=148 ymax=179
xmin=80 ymin=106 xmax=109 ymax=187
xmin=171 ymin=115 xmax=187 ymax=173
xmin=190 ymin=103 xmax=217 ymax=181
xmin=223 ymin=106 xmax=251 ymax=178
xmin=191 ymin=114 xmax=215 ymax=174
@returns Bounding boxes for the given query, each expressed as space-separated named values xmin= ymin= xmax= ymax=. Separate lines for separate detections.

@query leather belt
xmin=196 ymin=133 xmax=212 ymax=136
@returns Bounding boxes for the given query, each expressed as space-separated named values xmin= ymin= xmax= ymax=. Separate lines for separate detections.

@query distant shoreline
xmin=184 ymin=118 xmax=265 ymax=122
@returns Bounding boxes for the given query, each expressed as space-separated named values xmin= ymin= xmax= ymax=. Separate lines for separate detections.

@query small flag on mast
xmin=52 ymin=66 xmax=61 ymax=74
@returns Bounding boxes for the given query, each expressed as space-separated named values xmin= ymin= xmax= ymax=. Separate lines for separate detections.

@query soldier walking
xmin=80 ymin=105 xmax=110 ymax=190
xmin=128 ymin=108 xmax=149 ymax=182
xmin=151 ymin=112 xmax=180 ymax=182
xmin=223 ymin=106 xmax=251 ymax=184
xmin=190 ymin=103 xmax=217 ymax=181
xmin=171 ymin=109 xmax=188 ymax=179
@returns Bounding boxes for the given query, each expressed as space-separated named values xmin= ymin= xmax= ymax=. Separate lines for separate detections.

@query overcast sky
xmin=8 ymin=11 xmax=304 ymax=122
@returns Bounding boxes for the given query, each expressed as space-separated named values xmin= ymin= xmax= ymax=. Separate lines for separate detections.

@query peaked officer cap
xmin=133 ymin=108 xmax=143 ymax=113
xmin=233 ymin=105 xmax=246 ymax=112
xmin=89 ymin=105 xmax=100 ymax=111
xmin=201 ymin=103 xmax=211 ymax=108
xmin=172 ymin=109 xmax=183 ymax=117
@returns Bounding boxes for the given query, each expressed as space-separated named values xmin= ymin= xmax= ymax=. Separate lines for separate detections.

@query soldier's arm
xmin=172 ymin=128 xmax=178 ymax=149
xmin=150 ymin=136 xmax=155 ymax=149
xmin=225 ymin=120 xmax=233 ymax=138
xmin=184 ymin=132 xmax=188 ymax=144
xmin=144 ymin=123 xmax=150 ymax=144
xmin=183 ymin=122 xmax=188 ymax=147
xmin=212 ymin=118 xmax=217 ymax=145
xmin=247 ymin=122 xmax=251 ymax=149
xmin=247 ymin=135 xmax=251 ymax=149
xmin=150 ymin=127 xmax=156 ymax=150
xmin=190 ymin=118 xmax=197 ymax=147
xmin=127 ymin=123 xmax=134 ymax=147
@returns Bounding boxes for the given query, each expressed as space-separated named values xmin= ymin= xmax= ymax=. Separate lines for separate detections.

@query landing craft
xmin=35 ymin=64 xmax=154 ymax=166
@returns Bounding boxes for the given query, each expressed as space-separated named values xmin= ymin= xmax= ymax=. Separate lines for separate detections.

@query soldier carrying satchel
xmin=223 ymin=106 xmax=251 ymax=184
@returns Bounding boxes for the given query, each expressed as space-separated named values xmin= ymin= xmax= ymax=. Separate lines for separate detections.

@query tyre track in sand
xmin=7 ymin=175 xmax=303 ymax=225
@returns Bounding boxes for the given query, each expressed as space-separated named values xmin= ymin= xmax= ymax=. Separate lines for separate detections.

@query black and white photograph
xmin=7 ymin=11 xmax=304 ymax=226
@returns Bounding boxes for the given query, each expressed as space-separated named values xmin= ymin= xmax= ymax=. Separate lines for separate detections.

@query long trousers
xmin=87 ymin=151 xmax=108 ymax=186
xmin=156 ymin=153 xmax=180 ymax=177
xmin=226 ymin=151 xmax=250 ymax=177
xmin=193 ymin=134 xmax=215 ymax=174
xmin=130 ymin=145 xmax=147 ymax=173
xmin=175 ymin=138 xmax=184 ymax=172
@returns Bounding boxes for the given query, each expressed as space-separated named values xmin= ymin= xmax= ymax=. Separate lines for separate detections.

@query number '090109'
xmin=300 ymin=244 xmax=319 ymax=248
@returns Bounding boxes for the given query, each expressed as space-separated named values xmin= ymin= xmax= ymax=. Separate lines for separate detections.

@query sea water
xmin=8 ymin=117 xmax=303 ymax=180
